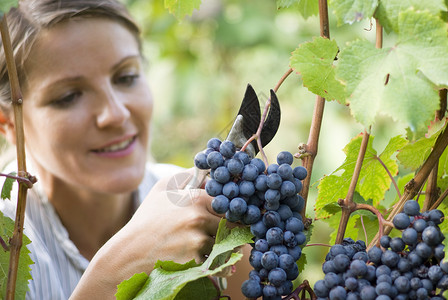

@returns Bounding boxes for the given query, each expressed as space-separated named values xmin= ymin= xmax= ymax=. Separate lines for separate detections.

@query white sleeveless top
xmin=0 ymin=161 xmax=182 ymax=299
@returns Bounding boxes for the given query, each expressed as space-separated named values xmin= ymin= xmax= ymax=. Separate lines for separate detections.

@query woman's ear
xmin=0 ymin=110 xmax=16 ymax=145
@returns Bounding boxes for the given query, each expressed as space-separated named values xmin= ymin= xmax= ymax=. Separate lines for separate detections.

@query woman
xmin=0 ymin=0 xmax=249 ymax=298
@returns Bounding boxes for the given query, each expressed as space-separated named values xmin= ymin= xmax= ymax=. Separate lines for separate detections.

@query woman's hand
xmin=129 ymin=169 xmax=223 ymax=265
xmin=71 ymin=169 xmax=222 ymax=299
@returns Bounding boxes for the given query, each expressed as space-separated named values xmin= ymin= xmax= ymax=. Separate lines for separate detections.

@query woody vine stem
xmin=0 ymin=13 xmax=32 ymax=300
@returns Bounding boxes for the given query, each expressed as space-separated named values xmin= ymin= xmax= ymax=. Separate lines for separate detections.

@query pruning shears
xmin=185 ymin=84 xmax=281 ymax=189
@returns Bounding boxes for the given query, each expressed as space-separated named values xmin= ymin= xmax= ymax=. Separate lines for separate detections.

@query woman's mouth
xmin=92 ymin=136 xmax=138 ymax=159
xmin=94 ymin=136 xmax=135 ymax=153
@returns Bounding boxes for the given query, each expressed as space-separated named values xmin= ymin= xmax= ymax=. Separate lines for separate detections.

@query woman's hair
xmin=0 ymin=0 xmax=141 ymax=113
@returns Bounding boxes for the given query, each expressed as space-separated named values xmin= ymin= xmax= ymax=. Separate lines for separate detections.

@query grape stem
xmin=304 ymin=243 xmax=331 ymax=248
xmin=1 ymin=13 xmax=32 ymax=300
xmin=282 ymin=280 xmax=317 ymax=300
xmin=0 ymin=172 xmax=37 ymax=189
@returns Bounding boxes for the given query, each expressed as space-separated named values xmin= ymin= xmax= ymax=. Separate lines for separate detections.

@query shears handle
xmin=184 ymin=167 xmax=208 ymax=189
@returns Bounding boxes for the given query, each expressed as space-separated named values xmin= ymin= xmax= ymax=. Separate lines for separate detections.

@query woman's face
xmin=18 ymin=18 xmax=153 ymax=194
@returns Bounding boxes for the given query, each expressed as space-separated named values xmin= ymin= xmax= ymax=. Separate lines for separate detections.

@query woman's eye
xmin=115 ymin=73 xmax=140 ymax=86
xmin=50 ymin=91 xmax=81 ymax=108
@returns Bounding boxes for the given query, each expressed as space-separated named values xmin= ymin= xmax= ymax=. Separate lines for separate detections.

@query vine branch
xmin=299 ymin=0 xmax=330 ymax=222
xmin=1 ymin=14 xmax=31 ymax=300
xmin=335 ymin=130 xmax=370 ymax=244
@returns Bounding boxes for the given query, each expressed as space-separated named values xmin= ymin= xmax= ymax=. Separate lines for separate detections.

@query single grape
xmin=393 ymin=213 xmax=411 ymax=230
xmin=206 ymin=151 xmax=224 ymax=169
xmin=277 ymin=205 xmax=293 ymax=221
xmin=213 ymin=166 xmax=230 ymax=184
xmin=222 ymin=181 xmax=239 ymax=199
xmin=227 ymin=158 xmax=244 ymax=175
xmin=268 ymin=268 xmax=287 ymax=286
xmin=206 ymin=137 xmax=221 ymax=151
xmin=422 ymin=226 xmax=442 ymax=246
xmin=241 ymin=279 xmax=262 ymax=298
xmin=280 ymin=180 xmax=296 ymax=197
xmin=390 ymin=237 xmax=405 ymax=252
xmin=329 ymin=286 xmax=347 ymax=300
xmin=293 ymin=166 xmax=307 ymax=180
xmin=233 ymin=151 xmax=251 ymax=165
xmin=266 ymin=227 xmax=283 ymax=246
xmin=194 ymin=151 xmax=209 ymax=169
xmin=239 ymin=180 xmax=255 ymax=197
xmin=254 ymin=174 xmax=268 ymax=192
xmin=401 ymin=228 xmax=418 ymax=245
xmin=314 ymin=280 xmax=329 ymax=298
xmin=219 ymin=140 xmax=236 ymax=158
xmin=242 ymin=163 xmax=258 ymax=181
xmin=277 ymin=163 xmax=293 ymax=180
xmin=267 ymin=163 xmax=279 ymax=174
xmin=205 ymin=179 xmax=222 ymax=197
xmin=243 ymin=205 xmax=261 ymax=225
xmin=211 ymin=195 xmax=229 ymax=214
xmin=403 ymin=200 xmax=420 ymax=216
xmin=250 ymin=158 xmax=266 ymax=174
xmin=261 ymin=251 xmax=279 ymax=270
xmin=267 ymin=173 xmax=283 ymax=189
xmin=277 ymin=151 xmax=294 ymax=165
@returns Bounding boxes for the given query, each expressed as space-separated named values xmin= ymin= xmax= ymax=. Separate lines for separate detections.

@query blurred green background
xmin=123 ymin=0 xmax=406 ymax=287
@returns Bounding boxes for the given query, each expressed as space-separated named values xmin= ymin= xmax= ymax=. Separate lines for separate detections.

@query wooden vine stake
xmin=0 ymin=13 xmax=32 ymax=300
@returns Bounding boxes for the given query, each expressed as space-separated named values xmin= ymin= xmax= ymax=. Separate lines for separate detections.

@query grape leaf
xmin=375 ymin=0 xmax=447 ymax=33
xmin=315 ymin=134 xmax=407 ymax=219
xmin=1 ymin=172 xmax=16 ymax=200
xmin=0 ymin=211 xmax=33 ymax=300
xmin=164 ymin=0 xmax=202 ymax=19
xmin=116 ymin=273 xmax=148 ymax=300
xmin=116 ymin=219 xmax=253 ymax=300
xmin=329 ymin=0 xmax=379 ymax=25
xmin=0 ymin=0 xmax=18 ymax=17
xmin=397 ymin=122 xmax=445 ymax=170
xmin=290 ymin=37 xmax=346 ymax=102
xmin=277 ymin=0 xmax=319 ymax=19
xmin=327 ymin=211 xmax=358 ymax=245
xmin=337 ymin=9 xmax=448 ymax=133
xmin=173 ymin=277 xmax=218 ymax=299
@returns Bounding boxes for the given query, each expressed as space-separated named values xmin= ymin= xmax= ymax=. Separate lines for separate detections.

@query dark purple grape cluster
xmin=313 ymin=200 xmax=448 ymax=300
xmin=194 ymin=138 xmax=308 ymax=299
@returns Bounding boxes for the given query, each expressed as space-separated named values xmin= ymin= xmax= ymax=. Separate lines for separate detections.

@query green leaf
xmin=119 ymin=219 xmax=253 ymax=300
xmin=290 ymin=37 xmax=346 ymax=102
xmin=329 ymin=0 xmax=379 ymax=25
xmin=397 ymin=121 xmax=445 ymax=170
xmin=337 ymin=9 xmax=448 ymax=132
xmin=0 ymin=0 xmax=18 ymax=16
xmin=1 ymin=172 xmax=16 ymax=200
xmin=277 ymin=0 xmax=319 ymax=19
xmin=315 ymin=135 xmax=407 ymax=219
xmin=375 ymin=0 xmax=446 ymax=33
xmin=173 ymin=277 xmax=218 ymax=300
xmin=326 ymin=211 xmax=359 ymax=244
xmin=164 ymin=0 xmax=202 ymax=19
xmin=0 ymin=211 xmax=33 ymax=300
xmin=116 ymin=273 xmax=149 ymax=300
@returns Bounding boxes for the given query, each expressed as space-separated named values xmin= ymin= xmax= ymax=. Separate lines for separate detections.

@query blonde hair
xmin=0 ymin=0 xmax=141 ymax=113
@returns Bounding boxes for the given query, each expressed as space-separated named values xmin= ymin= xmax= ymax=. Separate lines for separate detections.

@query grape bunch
xmin=313 ymin=200 xmax=448 ymax=300
xmin=194 ymin=138 xmax=308 ymax=299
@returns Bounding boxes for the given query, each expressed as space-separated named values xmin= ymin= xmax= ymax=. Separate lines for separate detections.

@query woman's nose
xmin=96 ymin=87 xmax=130 ymax=128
